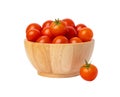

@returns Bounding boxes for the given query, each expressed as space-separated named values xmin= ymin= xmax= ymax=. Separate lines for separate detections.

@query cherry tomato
xmin=26 ymin=29 xmax=41 ymax=42
xmin=76 ymin=24 xmax=86 ymax=32
xmin=69 ymin=37 xmax=82 ymax=43
xmin=50 ymin=19 xmax=67 ymax=36
xmin=41 ymin=27 xmax=53 ymax=39
xmin=62 ymin=18 xmax=75 ymax=28
xmin=80 ymin=61 xmax=98 ymax=81
xmin=26 ymin=23 xmax=41 ymax=33
xmin=42 ymin=20 xmax=53 ymax=29
xmin=65 ymin=26 xmax=77 ymax=39
xmin=78 ymin=27 xmax=93 ymax=42
xmin=52 ymin=35 xmax=68 ymax=44
xmin=36 ymin=35 xmax=51 ymax=43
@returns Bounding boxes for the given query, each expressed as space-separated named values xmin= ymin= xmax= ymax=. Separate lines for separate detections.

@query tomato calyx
xmin=54 ymin=18 xmax=61 ymax=25
xmin=83 ymin=60 xmax=91 ymax=69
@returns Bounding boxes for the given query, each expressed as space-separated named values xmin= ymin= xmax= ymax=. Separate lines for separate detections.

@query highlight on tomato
xmin=26 ymin=23 xmax=42 ymax=33
xmin=42 ymin=20 xmax=53 ymax=29
xmin=41 ymin=27 xmax=53 ymax=39
xmin=26 ymin=29 xmax=41 ymax=42
xmin=36 ymin=35 xmax=51 ymax=43
xmin=62 ymin=18 xmax=75 ymax=28
xmin=52 ymin=35 xmax=69 ymax=44
xmin=76 ymin=24 xmax=86 ymax=32
xmin=69 ymin=37 xmax=82 ymax=43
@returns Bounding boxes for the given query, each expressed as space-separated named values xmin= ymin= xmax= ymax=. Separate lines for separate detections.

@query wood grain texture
xmin=24 ymin=39 xmax=94 ymax=78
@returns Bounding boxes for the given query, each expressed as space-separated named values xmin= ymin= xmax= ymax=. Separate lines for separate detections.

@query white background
xmin=0 ymin=0 xmax=120 ymax=97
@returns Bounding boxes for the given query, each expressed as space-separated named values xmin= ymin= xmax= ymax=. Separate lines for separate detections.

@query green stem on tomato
xmin=54 ymin=18 xmax=60 ymax=25
xmin=84 ymin=60 xmax=91 ymax=69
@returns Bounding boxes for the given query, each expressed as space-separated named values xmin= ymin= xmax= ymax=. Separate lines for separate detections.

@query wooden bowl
xmin=24 ymin=39 xmax=94 ymax=78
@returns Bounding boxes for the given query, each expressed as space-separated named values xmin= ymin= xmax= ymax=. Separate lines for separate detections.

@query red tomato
xmin=41 ymin=27 xmax=53 ymax=39
xmin=26 ymin=29 xmax=41 ymax=42
xmin=76 ymin=24 xmax=86 ymax=32
xmin=78 ymin=27 xmax=93 ymax=42
xmin=50 ymin=19 xmax=67 ymax=36
xmin=42 ymin=20 xmax=53 ymax=29
xmin=52 ymin=35 xmax=68 ymax=44
xmin=69 ymin=37 xmax=82 ymax=43
xmin=26 ymin=23 xmax=41 ymax=33
xmin=80 ymin=61 xmax=98 ymax=81
xmin=36 ymin=35 xmax=51 ymax=43
xmin=65 ymin=26 xmax=77 ymax=39
xmin=62 ymin=18 xmax=75 ymax=28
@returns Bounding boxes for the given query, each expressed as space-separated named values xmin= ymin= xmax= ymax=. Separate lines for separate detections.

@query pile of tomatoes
xmin=25 ymin=18 xmax=93 ymax=43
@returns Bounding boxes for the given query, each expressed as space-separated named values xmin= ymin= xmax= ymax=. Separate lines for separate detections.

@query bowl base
xmin=38 ymin=72 xmax=79 ymax=78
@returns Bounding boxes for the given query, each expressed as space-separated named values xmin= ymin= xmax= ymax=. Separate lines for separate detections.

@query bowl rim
xmin=24 ymin=39 xmax=94 ymax=46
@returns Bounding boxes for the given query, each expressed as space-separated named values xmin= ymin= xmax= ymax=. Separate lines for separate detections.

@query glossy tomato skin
xmin=41 ymin=27 xmax=53 ymax=39
xmin=65 ymin=26 xmax=77 ymax=39
xmin=80 ymin=64 xmax=98 ymax=81
xmin=50 ymin=19 xmax=67 ymax=36
xmin=69 ymin=37 xmax=82 ymax=43
xmin=76 ymin=24 xmax=86 ymax=32
xmin=62 ymin=18 xmax=75 ymax=28
xmin=42 ymin=20 xmax=53 ymax=29
xmin=26 ymin=23 xmax=41 ymax=33
xmin=36 ymin=35 xmax=51 ymax=43
xmin=26 ymin=29 xmax=41 ymax=42
xmin=78 ymin=27 xmax=93 ymax=42
xmin=52 ymin=35 xmax=69 ymax=44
